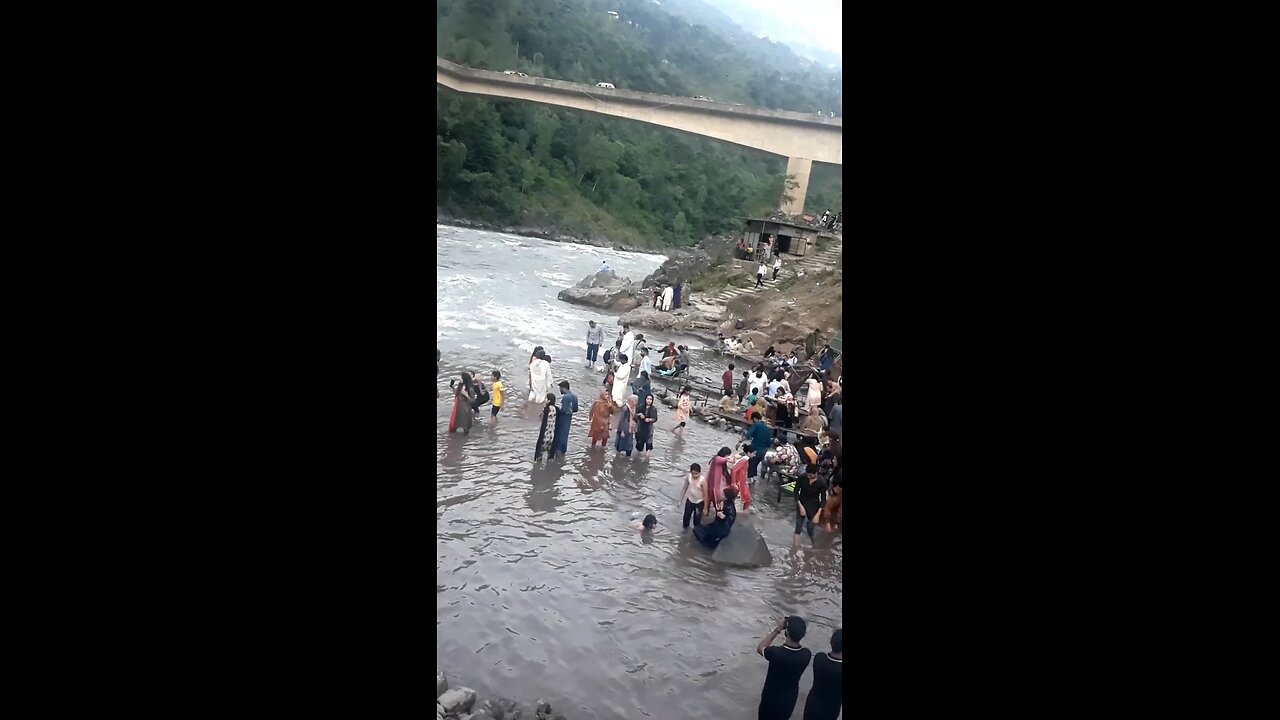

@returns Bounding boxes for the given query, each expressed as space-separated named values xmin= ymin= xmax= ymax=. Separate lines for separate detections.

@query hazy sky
xmin=721 ymin=0 xmax=842 ymax=57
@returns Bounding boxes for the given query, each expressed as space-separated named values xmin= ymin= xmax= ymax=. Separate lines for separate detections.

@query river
xmin=436 ymin=225 xmax=842 ymax=719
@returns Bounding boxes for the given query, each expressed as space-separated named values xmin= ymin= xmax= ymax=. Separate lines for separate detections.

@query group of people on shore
xmin=650 ymin=282 xmax=689 ymax=312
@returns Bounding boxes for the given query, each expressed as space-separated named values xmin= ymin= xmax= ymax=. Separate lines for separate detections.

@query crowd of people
xmin=440 ymin=327 xmax=844 ymax=718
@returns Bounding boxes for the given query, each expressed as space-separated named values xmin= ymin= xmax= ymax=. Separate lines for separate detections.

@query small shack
xmin=737 ymin=217 xmax=836 ymax=259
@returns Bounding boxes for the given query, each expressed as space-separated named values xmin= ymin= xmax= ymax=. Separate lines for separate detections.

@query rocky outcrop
xmin=557 ymin=270 xmax=644 ymax=312
xmin=616 ymin=304 xmax=723 ymax=336
xmin=640 ymin=235 xmax=735 ymax=288
xmin=435 ymin=670 xmax=569 ymax=720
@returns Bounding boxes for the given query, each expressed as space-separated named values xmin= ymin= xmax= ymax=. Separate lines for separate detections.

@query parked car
xmin=596 ymin=82 xmax=615 ymax=89
xmin=503 ymin=70 xmax=518 ymax=75
xmin=693 ymin=95 xmax=713 ymax=101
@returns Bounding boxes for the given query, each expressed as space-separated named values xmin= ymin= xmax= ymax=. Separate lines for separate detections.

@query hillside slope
xmin=436 ymin=0 xmax=842 ymax=247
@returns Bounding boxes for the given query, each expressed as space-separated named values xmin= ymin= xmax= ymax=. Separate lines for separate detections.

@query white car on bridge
xmin=596 ymin=82 xmax=615 ymax=89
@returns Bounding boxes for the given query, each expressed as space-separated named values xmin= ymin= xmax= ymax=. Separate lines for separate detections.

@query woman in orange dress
xmin=674 ymin=387 xmax=692 ymax=436
xmin=587 ymin=390 xmax=614 ymax=447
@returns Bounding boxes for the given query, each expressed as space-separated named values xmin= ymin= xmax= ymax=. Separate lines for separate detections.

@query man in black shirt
xmin=755 ymin=615 xmax=812 ymax=720
xmin=804 ymin=628 xmax=843 ymax=720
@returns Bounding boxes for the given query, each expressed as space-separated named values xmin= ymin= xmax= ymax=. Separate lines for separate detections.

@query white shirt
xmin=619 ymin=331 xmax=636 ymax=364
xmin=684 ymin=473 xmax=705 ymax=504
xmin=639 ymin=355 xmax=653 ymax=375
xmin=774 ymin=258 xmax=782 ymax=269
xmin=768 ymin=379 xmax=786 ymax=397
xmin=749 ymin=371 xmax=767 ymax=396
xmin=758 ymin=263 xmax=767 ymax=275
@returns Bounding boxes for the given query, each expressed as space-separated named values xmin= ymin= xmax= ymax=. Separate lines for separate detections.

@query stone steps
xmin=707 ymin=245 xmax=843 ymax=302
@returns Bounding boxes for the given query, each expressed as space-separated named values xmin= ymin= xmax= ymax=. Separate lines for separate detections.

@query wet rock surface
xmin=435 ymin=673 xmax=569 ymax=720
xmin=616 ymin=304 xmax=723 ymax=337
xmin=557 ymin=270 xmax=645 ymax=312
xmin=711 ymin=524 xmax=774 ymax=567
xmin=640 ymin=235 xmax=735 ymax=288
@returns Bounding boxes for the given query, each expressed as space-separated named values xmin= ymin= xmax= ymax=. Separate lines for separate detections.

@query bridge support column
xmin=780 ymin=156 xmax=812 ymax=216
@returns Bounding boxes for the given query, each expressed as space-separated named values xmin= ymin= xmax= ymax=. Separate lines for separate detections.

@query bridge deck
xmin=437 ymin=57 xmax=841 ymax=132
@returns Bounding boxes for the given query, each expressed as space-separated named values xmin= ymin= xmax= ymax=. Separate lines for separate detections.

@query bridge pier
xmin=781 ymin=156 xmax=812 ymax=216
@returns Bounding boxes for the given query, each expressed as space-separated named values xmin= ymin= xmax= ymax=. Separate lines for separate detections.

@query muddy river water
xmin=436 ymin=225 xmax=842 ymax=719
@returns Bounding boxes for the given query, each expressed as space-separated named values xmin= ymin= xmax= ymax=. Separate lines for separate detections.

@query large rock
xmin=617 ymin=305 xmax=724 ymax=336
xmin=711 ymin=525 xmax=773 ymax=567
xmin=558 ymin=270 xmax=643 ymax=311
xmin=641 ymin=235 xmax=735 ymax=287
xmin=438 ymin=687 xmax=477 ymax=715
xmin=436 ymin=670 xmax=448 ymax=698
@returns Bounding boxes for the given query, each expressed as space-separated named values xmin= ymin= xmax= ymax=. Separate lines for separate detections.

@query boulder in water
xmin=711 ymin=525 xmax=773 ymax=567
xmin=438 ymin=687 xmax=477 ymax=715
xmin=557 ymin=270 xmax=643 ymax=312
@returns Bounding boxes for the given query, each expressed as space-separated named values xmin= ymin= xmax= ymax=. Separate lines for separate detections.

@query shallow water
xmin=436 ymin=225 xmax=842 ymax=720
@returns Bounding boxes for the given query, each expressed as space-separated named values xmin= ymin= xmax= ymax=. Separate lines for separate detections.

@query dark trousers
xmin=795 ymin=510 xmax=815 ymax=541
xmin=772 ymin=268 xmax=779 ymax=280
xmin=682 ymin=499 xmax=703 ymax=528
xmin=587 ymin=343 xmax=599 ymax=362
xmin=748 ymin=452 xmax=765 ymax=478
xmin=756 ymin=273 xmax=764 ymax=288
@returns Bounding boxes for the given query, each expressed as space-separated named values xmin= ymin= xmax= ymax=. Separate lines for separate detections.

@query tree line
xmin=436 ymin=0 xmax=842 ymax=248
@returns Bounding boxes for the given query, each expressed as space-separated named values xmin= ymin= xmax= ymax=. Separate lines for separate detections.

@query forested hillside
xmin=436 ymin=0 xmax=842 ymax=248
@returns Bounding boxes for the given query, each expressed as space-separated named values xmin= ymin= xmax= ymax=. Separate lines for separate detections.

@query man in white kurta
xmin=619 ymin=328 xmax=636 ymax=367
xmin=660 ymin=285 xmax=673 ymax=311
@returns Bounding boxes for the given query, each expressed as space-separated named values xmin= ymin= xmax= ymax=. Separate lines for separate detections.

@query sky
xmin=715 ymin=0 xmax=842 ymax=59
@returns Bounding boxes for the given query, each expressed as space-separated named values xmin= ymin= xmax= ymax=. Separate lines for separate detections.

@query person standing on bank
xmin=756 ymin=616 xmax=812 ymax=720
xmin=756 ymin=260 xmax=767 ymax=288
xmin=586 ymin=320 xmax=604 ymax=368
xmin=803 ymin=629 xmax=842 ymax=720
xmin=548 ymin=380 xmax=578 ymax=459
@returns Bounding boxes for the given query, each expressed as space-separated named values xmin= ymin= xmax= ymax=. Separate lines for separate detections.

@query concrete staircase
xmin=705 ymin=239 xmax=843 ymax=305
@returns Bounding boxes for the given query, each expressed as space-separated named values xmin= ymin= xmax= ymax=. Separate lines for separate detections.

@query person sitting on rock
xmin=693 ymin=485 xmax=738 ymax=548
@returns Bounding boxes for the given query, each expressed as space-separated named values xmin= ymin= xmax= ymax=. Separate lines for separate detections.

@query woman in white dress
xmin=660 ymin=285 xmax=674 ymax=311
xmin=528 ymin=349 xmax=554 ymax=403
xmin=805 ymin=375 xmax=823 ymax=411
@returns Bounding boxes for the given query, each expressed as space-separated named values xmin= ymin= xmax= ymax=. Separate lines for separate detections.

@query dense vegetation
xmin=437 ymin=0 xmax=842 ymax=248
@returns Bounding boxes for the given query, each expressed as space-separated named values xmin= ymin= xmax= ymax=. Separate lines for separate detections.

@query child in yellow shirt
xmin=490 ymin=370 xmax=505 ymax=428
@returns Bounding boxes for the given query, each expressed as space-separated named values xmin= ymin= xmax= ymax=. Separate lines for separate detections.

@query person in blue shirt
xmin=549 ymin=380 xmax=579 ymax=459
xmin=745 ymin=412 xmax=773 ymax=480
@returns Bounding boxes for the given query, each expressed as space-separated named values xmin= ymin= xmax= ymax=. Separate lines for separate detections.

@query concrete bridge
xmin=436 ymin=57 xmax=841 ymax=215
